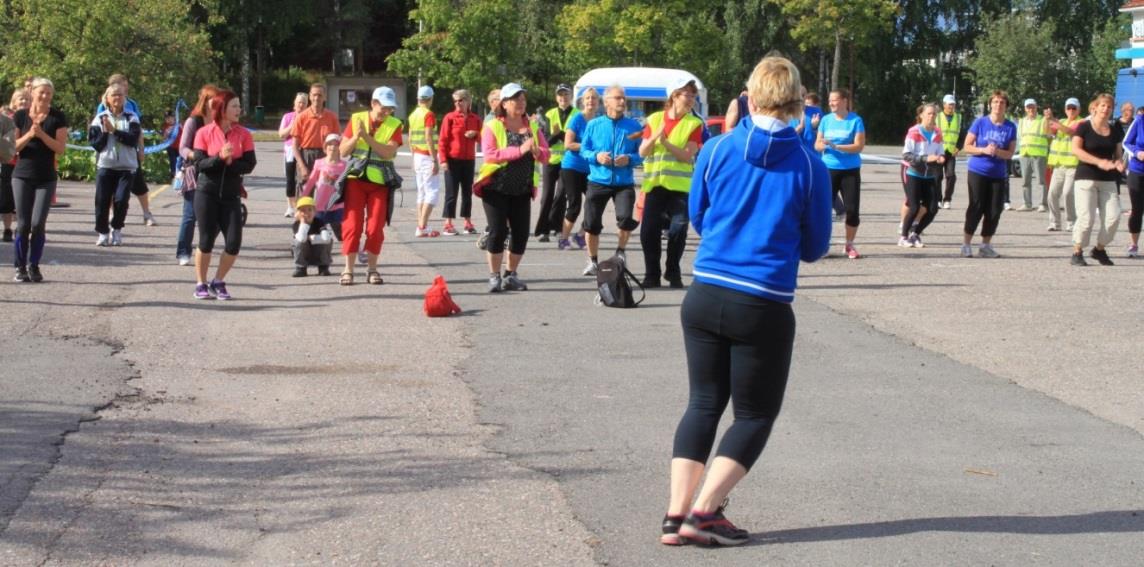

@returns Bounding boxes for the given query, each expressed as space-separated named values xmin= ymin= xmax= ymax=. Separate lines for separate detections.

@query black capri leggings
xmin=442 ymin=157 xmax=475 ymax=219
xmin=672 ymin=281 xmax=795 ymax=471
xmin=1128 ymin=172 xmax=1144 ymax=234
xmin=964 ymin=171 xmax=1006 ymax=238
xmin=903 ymin=175 xmax=935 ymax=237
xmin=829 ymin=167 xmax=861 ymax=227
xmin=0 ymin=163 xmax=14 ymax=215
xmin=482 ymin=190 xmax=530 ymax=255
xmin=285 ymin=160 xmax=297 ymax=198
xmin=194 ymin=190 xmax=244 ymax=255
xmin=554 ymin=168 xmax=588 ymax=226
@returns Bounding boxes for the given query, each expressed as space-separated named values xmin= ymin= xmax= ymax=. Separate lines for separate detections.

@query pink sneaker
xmin=846 ymin=245 xmax=861 ymax=259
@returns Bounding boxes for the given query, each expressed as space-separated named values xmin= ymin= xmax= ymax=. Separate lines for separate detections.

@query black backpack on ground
xmin=595 ymin=255 xmax=645 ymax=308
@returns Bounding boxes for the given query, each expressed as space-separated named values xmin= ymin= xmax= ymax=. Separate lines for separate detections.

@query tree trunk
xmin=831 ymin=30 xmax=842 ymax=91
xmin=241 ymin=45 xmax=251 ymax=115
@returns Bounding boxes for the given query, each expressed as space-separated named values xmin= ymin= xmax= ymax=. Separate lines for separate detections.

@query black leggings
xmin=673 ymin=282 xmax=795 ymax=471
xmin=285 ymin=160 xmax=297 ymax=198
xmin=1128 ymin=172 xmax=1144 ymax=234
xmin=640 ymin=187 xmax=689 ymax=279
xmin=94 ymin=168 xmax=132 ymax=234
xmin=829 ymin=168 xmax=861 ymax=227
xmin=482 ymin=190 xmax=530 ymax=255
xmin=442 ymin=158 xmax=475 ymax=219
xmin=903 ymin=175 xmax=934 ymax=237
xmin=0 ymin=164 xmax=14 ymax=215
xmin=194 ymin=190 xmax=243 ymax=255
xmin=534 ymin=163 xmax=562 ymax=235
xmin=11 ymin=177 xmax=54 ymax=268
xmin=935 ymin=152 xmax=957 ymax=202
xmin=964 ymin=171 xmax=1006 ymax=238
xmin=554 ymin=168 xmax=588 ymax=226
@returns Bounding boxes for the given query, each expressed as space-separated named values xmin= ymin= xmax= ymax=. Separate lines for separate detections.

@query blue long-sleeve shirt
xmin=1122 ymin=116 xmax=1144 ymax=175
xmin=689 ymin=116 xmax=832 ymax=303
xmin=580 ymin=114 xmax=643 ymax=187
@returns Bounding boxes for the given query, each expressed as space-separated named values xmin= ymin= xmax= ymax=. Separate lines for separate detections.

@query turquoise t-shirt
xmin=819 ymin=112 xmax=865 ymax=170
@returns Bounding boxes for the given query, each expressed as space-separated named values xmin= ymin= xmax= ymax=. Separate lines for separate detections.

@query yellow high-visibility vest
xmin=348 ymin=111 xmax=403 ymax=185
xmin=1047 ymin=117 xmax=1081 ymax=168
xmin=939 ymin=112 xmax=960 ymax=154
xmin=408 ymin=106 xmax=433 ymax=153
xmin=545 ymin=107 xmax=578 ymax=165
xmin=475 ymin=118 xmax=541 ymax=188
xmin=642 ymin=111 xmax=702 ymax=193
xmin=1019 ymin=116 xmax=1049 ymax=158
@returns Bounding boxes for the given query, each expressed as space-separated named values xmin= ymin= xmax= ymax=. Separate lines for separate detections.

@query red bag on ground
xmin=424 ymin=275 xmax=462 ymax=317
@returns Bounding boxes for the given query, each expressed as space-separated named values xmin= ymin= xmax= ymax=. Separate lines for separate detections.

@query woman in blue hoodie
xmin=660 ymin=56 xmax=832 ymax=547
xmin=1120 ymin=107 xmax=1144 ymax=257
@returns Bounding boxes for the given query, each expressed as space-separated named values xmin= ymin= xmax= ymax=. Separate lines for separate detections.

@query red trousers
xmin=341 ymin=179 xmax=388 ymax=256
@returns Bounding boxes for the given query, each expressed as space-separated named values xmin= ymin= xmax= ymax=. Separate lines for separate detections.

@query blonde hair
xmin=746 ymin=56 xmax=802 ymax=122
xmin=107 ymin=73 xmax=128 ymax=86
xmin=29 ymin=77 xmax=53 ymax=92
xmin=1091 ymin=93 xmax=1115 ymax=110
xmin=8 ymin=89 xmax=28 ymax=111
xmin=453 ymin=89 xmax=471 ymax=101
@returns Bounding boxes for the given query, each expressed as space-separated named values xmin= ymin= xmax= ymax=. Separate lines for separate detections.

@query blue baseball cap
xmin=417 ymin=85 xmax=434 ymax=100
xmin=372 ymin=87 xmax=397 ymax=108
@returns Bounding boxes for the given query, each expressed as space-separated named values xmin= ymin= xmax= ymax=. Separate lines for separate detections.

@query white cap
xmin=942 ymin=94 xmax=956 ymax=105
xmin=1024 ymin=98 xmax=1037 ymax=107
xmin=500 ymin=82 xmax=526 ymax=99
xmin=667 ymin=77 xmax=697 ymax=99
xmin=324 ymin=133 xmax=341 ymax=145
xmin=372 ymin=86 xmax=397 ymax=108
xmin=1065 ymin=97 xmax=1080 ymax=108
xmin=417 ymin=85 xmax=435 ymax=99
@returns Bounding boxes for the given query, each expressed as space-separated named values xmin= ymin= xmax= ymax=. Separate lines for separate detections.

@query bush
xmin=58 ymin=132 xmax=175 ymax=184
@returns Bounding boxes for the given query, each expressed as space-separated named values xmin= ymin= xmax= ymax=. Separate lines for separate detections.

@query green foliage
xmin=0 ymin=0 xmax=216 ymax=129
xmin=770 ymin=0 xmax=900 ymax=52
xmin=58 ymin=133 xmax=175 ymax=184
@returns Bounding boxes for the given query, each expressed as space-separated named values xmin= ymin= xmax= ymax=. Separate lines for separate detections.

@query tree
xmin=769 ymin=0 xmax=899 ymax=90
xmin=969 ymin=13 xmax=1058 ymax=107
xmin=1 ymin=0 xmax=216 ymax=126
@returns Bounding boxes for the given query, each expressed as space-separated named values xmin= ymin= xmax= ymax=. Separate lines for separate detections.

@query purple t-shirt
xmin=967 ymin=116 xmax=1017 ymax=179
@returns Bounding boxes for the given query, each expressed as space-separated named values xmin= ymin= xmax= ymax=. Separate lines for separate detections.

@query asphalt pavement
xmin=1 ymin=141 xmax=1141 ymax=565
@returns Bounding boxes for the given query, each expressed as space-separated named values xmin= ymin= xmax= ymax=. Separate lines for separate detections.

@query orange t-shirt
xmin=293 ymin=109 xmax=340 ymax=149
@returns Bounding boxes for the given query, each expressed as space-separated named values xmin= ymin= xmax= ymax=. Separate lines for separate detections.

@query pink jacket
xmin=301 ymin=157 xmax=347 ymax=212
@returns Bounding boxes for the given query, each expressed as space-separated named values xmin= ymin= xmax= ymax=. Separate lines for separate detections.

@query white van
xmin=573 ymin=67 xmax=709 ymax=123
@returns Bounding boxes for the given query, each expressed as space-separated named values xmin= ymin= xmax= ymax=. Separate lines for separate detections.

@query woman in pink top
xmin=301 ymin=133 xmax=347 ymax=236
xmin=278 ymin=92 xmax=308 ymax=217
xmin=191 ymin=90 xmax=256 ymax=300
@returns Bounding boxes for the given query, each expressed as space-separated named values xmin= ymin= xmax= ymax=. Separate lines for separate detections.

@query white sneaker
xmin=1003 ymin=202 xmax=1012 ymax=211
xmin=110 ymin=229 xmax=123 ymax=246
xmin=898 ymin=236 xmax=911 ymax=247
xmin=413 ymin=226 xmax=426 ymax=238
xmin=95 ymin=233 xmax=110 ymax=247
xmin=177 ymin=255 xmax=191 ymax=266
xmin=1047 ymin=224 xmax=1060 ymax=232
xmin=960 ymin=244 xmax=972 ymax=258
xmin=1065 ymin=222 xmax=1074 ymax=231
xmin=1036 ymin=205 xmax=1047 ymax=212
xmin=909 ymin=233 xmax=924 ymax=248
xmin=978 ymin=244 xmax=1000 ymax=258
xmin=284 ymin=207 xmax=295 ymax=218
xmin=941 ymin=200 xmax=951 ymax=209
xmin=143 ymin=212 xmax=156 ymax=226
xmin=582 ymin=260 xmax=598 ymax=276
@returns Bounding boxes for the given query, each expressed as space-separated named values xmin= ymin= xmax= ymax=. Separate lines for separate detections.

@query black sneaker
xmin=1070 ymin=252 xmax=1087 ymax=266
xmin=667 ymin=276 xmax=685 ymax=289
xmin=641 ymin=276 xmax=662 ymax=289
xmin=678 ymin=501 xmax=749 ymax=546
xmin=537 ymin=233 xmax=550 ymax=242
xmin=14 ymin=267 xmax=30 ymax=282
xmin=502 ymin=271 xmax=528 ymax=291
xmin=2 ymin=229 xmax=11 ymax=242
xmin=317 ymin=265 xmax=332 ymax=276
xmin=660 ymin=514 xmax=687 ymax=546
xmin=28 ymin=264 xmax=43 ymax=283
xmin=1091 ymin=247 xmax=1114 ymax=266
xmin=292 ymin=267 xmax=308 ymax=277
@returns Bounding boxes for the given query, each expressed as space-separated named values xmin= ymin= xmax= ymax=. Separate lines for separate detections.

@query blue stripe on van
xmin=576 ymin=86 xmax=669 ymax=99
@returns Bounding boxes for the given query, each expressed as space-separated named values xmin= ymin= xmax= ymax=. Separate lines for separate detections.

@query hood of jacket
xmin=737 ymin=116 xmax=802 ymax=169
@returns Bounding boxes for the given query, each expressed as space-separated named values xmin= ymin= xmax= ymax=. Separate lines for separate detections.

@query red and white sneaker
xmin=442 ymin=223 xmax=458 ymax=236
xmin=845 ymin=244 xmax=861 ymax=259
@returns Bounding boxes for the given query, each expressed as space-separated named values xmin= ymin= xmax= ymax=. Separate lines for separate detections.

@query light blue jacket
xmin=580 ymin=114 xmax=644 ymax=187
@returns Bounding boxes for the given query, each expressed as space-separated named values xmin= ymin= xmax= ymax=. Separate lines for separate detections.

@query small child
xmin=291 ymin=197 xmax=334 ymax=277
xmin=300 ymin=133 xmax=347 ymax=237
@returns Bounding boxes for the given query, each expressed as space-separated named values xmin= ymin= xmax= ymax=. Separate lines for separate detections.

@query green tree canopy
xmin=1 ymin=0 xmax=216 ymax=126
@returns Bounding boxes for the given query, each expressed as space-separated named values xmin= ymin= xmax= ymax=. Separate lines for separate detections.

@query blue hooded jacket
xmin=580 ymin=114 xmax=644 ymax=187
xmin=689 ymin=117 xmax=832 ymax=303
xmin=1122 ymin=116 xmax=1144 ymax=175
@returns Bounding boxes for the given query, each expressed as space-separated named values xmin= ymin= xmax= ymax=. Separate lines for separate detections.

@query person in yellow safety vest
xmin=1017 ymin=98 xmax=1050 ymax=212
xmin=637 ymin=77 xmax=703 ymax=289
xmin=535 ymin=84 xmax=578 ymax=242
xmin=409 ymin=85 xmax=441 ymax=237
xmin=936 ymin=94 xmax=965 ymax=209
xmin=1046 ymin=97 xmax=1083 ymax=231
xmin=336 ymin=86 xmax=403 ymax=286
